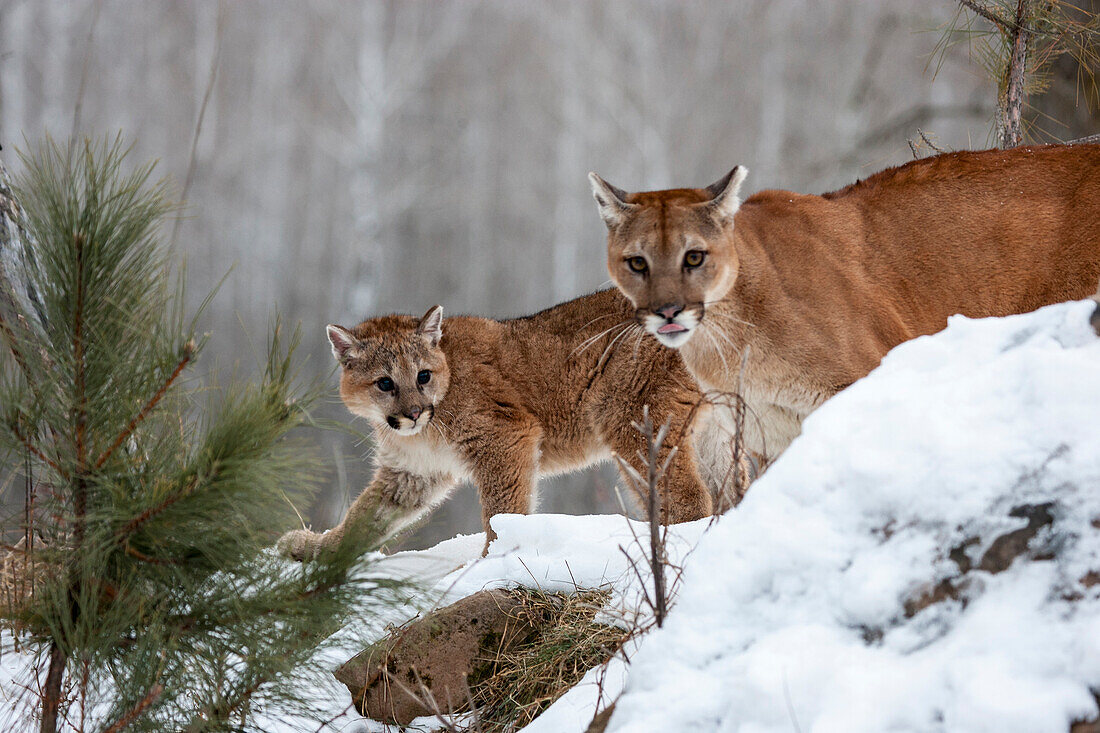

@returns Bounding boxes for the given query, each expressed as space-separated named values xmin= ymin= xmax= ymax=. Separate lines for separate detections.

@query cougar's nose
xmin=404 ymin=406 xmax=422 ymax=421
xmin=656 ymin=303 xmax=683 ymax=320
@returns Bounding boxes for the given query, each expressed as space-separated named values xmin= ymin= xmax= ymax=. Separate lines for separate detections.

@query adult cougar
xmin=278 ymin=290 xmax=734 ymax=560
xmin=590 ymin=144 xmax=1100 ymax=464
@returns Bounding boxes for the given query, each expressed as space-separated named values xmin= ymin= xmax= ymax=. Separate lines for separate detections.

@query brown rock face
xmin=334 ymin=589 xmax=541 ymax=725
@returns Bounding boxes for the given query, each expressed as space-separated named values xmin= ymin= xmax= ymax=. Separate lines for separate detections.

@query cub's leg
xmin=278 ymin=465 xmax=455 ymax=561
xmin=605 ymin=404 xmax=713 ymax=524
xmin=466 ymin=419 xmax=542 ymax=554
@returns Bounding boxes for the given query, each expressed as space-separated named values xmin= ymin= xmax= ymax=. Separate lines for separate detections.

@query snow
xmin=607 ymin=299 xmax=1100 ymax=733
xmin=6 ymin=298 xmax=1100 ymax=731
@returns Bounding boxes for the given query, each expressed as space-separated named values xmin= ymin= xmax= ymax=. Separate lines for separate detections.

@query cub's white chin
xmin=394 ymin=423 xmax=426 ymax=437
xmin=652 ymin=328 xmax=695 ymax=348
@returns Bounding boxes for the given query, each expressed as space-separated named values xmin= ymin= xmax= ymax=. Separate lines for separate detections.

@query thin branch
xmin=69 ymin=0 xmax=105 ymax=152
xmin=170 ymin=3 xmax=225 ymax=250
xmin=959 ymin=0 xmax=1014 ymax=30
xmin=116 ymin=473 xmax=203 ymax=541
xmin=102 ymin=684 xmax=164 ymax=733
xmin=94 ymin=342 xmax=194 ymax=470
xmin=124 ymin=542 xmax=184 ymax=566
xmin=9 ymin=418 xmax=66 ymax=478
xmin=1068 ymin=132 xmax=1100 ymax=144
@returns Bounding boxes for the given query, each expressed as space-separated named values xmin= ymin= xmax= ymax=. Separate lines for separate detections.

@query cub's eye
xmin=626 ymin=256 xmax=648 ymax=274
xmin=417 ymin=370 xmax=431 ymax=385
xmin=683 ymin=250 xmax=706 ymax=268
xmin=376 ymin=377 xmax=395 ymax=392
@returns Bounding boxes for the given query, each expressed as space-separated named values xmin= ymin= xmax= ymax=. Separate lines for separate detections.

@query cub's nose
xmin=656 ymin=303 xmax=684 ymax=320
xmin=404 ymin=407 xmax=422 ymax=421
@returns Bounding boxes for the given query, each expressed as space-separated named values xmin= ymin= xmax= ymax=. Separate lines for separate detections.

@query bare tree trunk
xmin=1001 ymin=0 xmax=1032 ymax=147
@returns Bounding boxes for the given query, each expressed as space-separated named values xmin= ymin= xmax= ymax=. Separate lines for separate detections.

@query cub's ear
xmin=326 ymin=324 xmax=360 ymax=364
xmin=704 ymin=166 xmax=748 ymax=219
xmin=588 ymin=172 xmax=635 ymax=228
xmin=417 ymin=305 xmax=444 ymax=347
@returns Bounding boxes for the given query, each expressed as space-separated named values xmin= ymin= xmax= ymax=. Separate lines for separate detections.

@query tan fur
xmin=591 ymin=145 xmax=1100 ymax=464
xmin=278 ymin=291 xmax=734 ymax=560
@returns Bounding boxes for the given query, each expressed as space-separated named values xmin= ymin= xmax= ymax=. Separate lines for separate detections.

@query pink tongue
xmin=657 ymin=323 xmax=688 ymax=334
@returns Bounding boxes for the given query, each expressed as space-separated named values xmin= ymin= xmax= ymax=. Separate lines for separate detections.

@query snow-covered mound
xmin=607 ymin=299 xmax=1100 ymax=733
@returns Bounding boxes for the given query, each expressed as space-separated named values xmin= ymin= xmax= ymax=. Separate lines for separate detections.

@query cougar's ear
xmin=327 ymin=324 xmax=360 ymax=364
xmin=704 ymin=166 xmax=748 ymax=219
xmin=588 ymin=172 xmax=634 ymax=228
xmin=417 ymin=305 xmax=444 ymax=347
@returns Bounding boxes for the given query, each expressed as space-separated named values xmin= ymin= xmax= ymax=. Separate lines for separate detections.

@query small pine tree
xmin=938 ymin=0 xmax=1100 ymax=147
xmin=0 ymin=138 xmax=407 ymax=732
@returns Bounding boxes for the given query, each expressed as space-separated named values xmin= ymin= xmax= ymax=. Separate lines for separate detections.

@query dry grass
xmin=467 ymin=587 xmax=629 ymax=733
xmin=0 ymin=537 xmax=47 ymax=629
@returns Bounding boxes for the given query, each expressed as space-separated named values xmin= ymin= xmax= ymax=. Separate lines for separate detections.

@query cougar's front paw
xmin=277 ymin=529 xmax=321 ymax=562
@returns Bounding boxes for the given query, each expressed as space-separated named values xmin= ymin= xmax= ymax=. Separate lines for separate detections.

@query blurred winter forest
xmin=1 ymin=0 xmax=1096 ymax=547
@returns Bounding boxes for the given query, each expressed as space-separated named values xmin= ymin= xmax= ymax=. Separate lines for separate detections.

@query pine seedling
xmin=0 ymin=137 xmax=410 ymax=732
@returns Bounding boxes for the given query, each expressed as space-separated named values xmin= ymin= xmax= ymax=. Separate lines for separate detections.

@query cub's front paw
xmin=277 ymin=529 xmax=322 ymax=562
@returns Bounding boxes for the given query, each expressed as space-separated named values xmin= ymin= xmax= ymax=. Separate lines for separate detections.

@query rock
xmin=334 ymin=589 xmax=543 ymax=724
xmin=903 ymin=501 xmax=1059 ymax=618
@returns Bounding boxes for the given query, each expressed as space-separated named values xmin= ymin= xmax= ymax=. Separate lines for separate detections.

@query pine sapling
xmin=0 ymin=137 xmax=411 ymax=732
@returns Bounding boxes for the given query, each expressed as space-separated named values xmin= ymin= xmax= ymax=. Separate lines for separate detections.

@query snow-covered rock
xmin=607 ymin=299 xmax=1100 ymax=733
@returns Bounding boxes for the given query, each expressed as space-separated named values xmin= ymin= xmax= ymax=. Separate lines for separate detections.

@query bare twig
xmin=69 ymin=0 xmax=105 ymax=152
xmin=959 ymin=0 xmax=1014 ymax=30
xmin=170 ymin=2 xmax=225 ymax=250
xmin=612 ymin=406 xmax=675 ymax=627
xmin=908 ymin=127 xmax=948 ymax=158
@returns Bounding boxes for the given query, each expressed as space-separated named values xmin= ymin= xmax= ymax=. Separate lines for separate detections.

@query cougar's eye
xmin=417 ymin=369 xmax=431 ymax=385
xmin=684 ymin=250 xmax=706 ymax=268
xmin=626 ymin=256 xmax=648 ymax=274
xmin=376 ymin=377 xmax=395 ymax=392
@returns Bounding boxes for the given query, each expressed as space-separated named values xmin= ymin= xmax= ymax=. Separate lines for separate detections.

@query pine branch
xmin=94 ymin=341 xmax=194 ymax=470
xmin=189 ymin=678 xmax=265 ymax=732
xmin=103 ymin=684 xmax=163 ymax=733
xmin=9 ymin=417 xmax=66 ymax=478
xmin=124 ymin=542 xmax=184 ymax=566
xmin=116 ymin=473 xmax=204 ymax=541
xmin=959 ymin=0 xmax=1015 ymax=30
xmin=71 ymin=230 xmax=89 ymax=548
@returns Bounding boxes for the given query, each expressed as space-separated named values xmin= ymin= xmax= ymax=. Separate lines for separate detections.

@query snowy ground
xmin=5 ymin=299 xmax=1100 ymax=732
